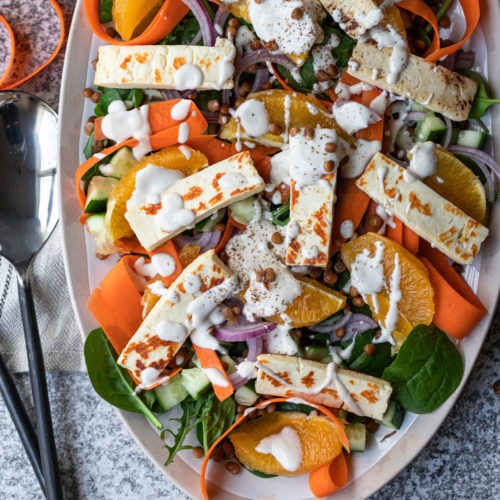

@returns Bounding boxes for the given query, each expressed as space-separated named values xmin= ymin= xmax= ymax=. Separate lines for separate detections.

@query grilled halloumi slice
xmin=356 ymin=153 xmax=489 ymax=265
xmin=94 ymin=38 xmax=236 ymax=90
xmin=126 ymin=151 xmax=265 ymax=251
xmin=347 ymin=42 xmax=477 ymax=121
xmin=255 ymin=353 xmax=392 ymax=420
xmin=320 ymin=0 xmax=407 ymax=41
xmin=286 ymin=128 xmax=338 ymax=267
xmin=118 ymin=250 xmax=233 ymax=383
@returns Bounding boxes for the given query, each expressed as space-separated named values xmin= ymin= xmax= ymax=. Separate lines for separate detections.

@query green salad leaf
xmin=100 ymin=0 xmax=113 ymax=23
xmin=382 ymin=325 xmax=464 ymax=413
xmin=160 ymin=14 xmax=201 ymax=45
xmin=83 ymin=329 xmax=163 ymax=430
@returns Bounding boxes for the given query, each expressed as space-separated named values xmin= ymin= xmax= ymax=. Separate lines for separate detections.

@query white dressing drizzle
xmin=408 ymin=141 xmax=437 ymax=179
xmin=333 ymin=102 xmax=374 ymax=135
xmin=174 ymin=63 xmax=204 ymax=90
xmin=183 ymin=273 xmax=202 ymax=294
xmin=178 ymin=121 xmax=190 ymax=143
xmin=340 ymin=219 xmax=354 ymax=239
xmin=233 ymin=99 xmax=270 ymax=137
xmin=151 ymin=253 xmax=177 ymax=277
xmin=255 ymin=426 xmax=302 ymax=472
xmin=170 ymin=99 xmax=192 ymax=121
xmin=101 ymin=104 xmax=151 ymax=144
xmin=156 ymin=320 xmax=188 ymax=343
xmin=203 ymin=368 xmax=230 ymax=387
xmin=339 ymin=139 xmax=382 ymax=179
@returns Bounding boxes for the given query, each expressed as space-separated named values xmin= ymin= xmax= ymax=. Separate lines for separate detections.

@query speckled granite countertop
xmin=1 ymin=1 xmax=499 ymax=499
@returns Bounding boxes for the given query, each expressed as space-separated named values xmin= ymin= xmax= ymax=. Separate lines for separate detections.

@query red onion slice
xmin=308 ymin=311 xmax=353 ymax=333
xmin=182 ymin=0 xmax=216 ymax=46
xmin=227 ymin=335 xmax=264 ymax=390
xmin=213 ymin=6 xmax=229 ymax=35
xmin=229 ymin=372 xmax=249 ymax=391
xmin=340 ymin=313 xmax=378 ymax=341
xmin=213 ymin=322 xmax=276 ymax=342
xmin=447 ymin=145 xmax=500 ymax=178
xmin=250 ymin=67 xmax=271 ymax=93
xmin=173 ymin=231 xmax=222 ymax=251
xmin=442 ymin=115 xmax=453 ymax=148
xmin=161 ymin=89 xmax=181 ymax=100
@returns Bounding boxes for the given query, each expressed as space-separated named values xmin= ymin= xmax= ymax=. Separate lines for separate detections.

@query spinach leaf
xmin=83 ymin=129 xmax=95 ymax=160
xmin=382 ymin=325 xmax=464 ymax=413
xmin=344 ymin=329 xmax=394 ymax=377
xmin=84 ymin=329 xmax=163 ymax=430
xmin=94 ymin=88 xmax=124 ymax=116
xmin=100 ymin=0 xmax=113 ymax=23
xmin=276 ymin=402 xmax=315 ymax=415
xmin=160 ymin=15 xmax=201 ymax=45
xmin=196 ymin=393 xmax=236 ymax=453
xmin=127 ymin=88 xmax=144 ymax=108
xmin=278 ymin=56 xmax=317 ymax=93
xmin=329 ymin=28 xmax=356 ymax=70
xmin=196 ymin=90 xmax=222 ymax=112
xmin=271 ymin=200 xmax=290 ymax=226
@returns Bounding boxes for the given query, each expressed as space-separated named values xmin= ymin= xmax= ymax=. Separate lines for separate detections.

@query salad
xmin=75 ymin=0 xmax=499 ymax=497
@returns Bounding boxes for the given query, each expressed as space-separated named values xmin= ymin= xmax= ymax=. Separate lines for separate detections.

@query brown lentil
xmin=265 ymin=40 xmax=278 ymax=51
xmin=414 ymin=39 xmax=427 ymax=53
xmin=222 ymin=440 xmax=235 ymax=459
xmin=334 ymin=261 xmax=346 ymax=273
xmin=327 ymin=64 xmax=339 ymax=77
xmin=349 ymin=286 xmax=360 ymax=297
xmin=291 ymin=7 xmax=304 ymax=19
xmin=325 ymin=142 xmax=337 ymax=153
xmin=363 ymin=343 xmax=376 ymax=356
xmin=226 ymin=26 xmax=237 ymax=39
xmin=264 ymin=267 xmax=276 ymax=282
xmin=83 ymin=121 xmax=94 ymax=136
xmin=90 ymin=91 xmax=102 ymax=104
xmin=207 ymin=99 xmax=220 ymax=112
xmin=271 ymin=231 xmax=284 ymax=244
xmin=310 ymin=267 xmax=323 ymax=280
xmin=105 ymin=26 xmax=118 ymax=38
xmin=439 ymin=15 xmax=451 ymax=29
xmin=304 ymin=127 xmax=315 ymax=140
xmin=220 ymin=104 xmax=230 ymax=115
xmin=352 ymin=296 xmax=365 ymax=308
xmin=225 ymin=461 xmax=242 ymax=474
xmin=262 ymin=81 xmax=273 ymax=90
xmin=335 ymin=327 xmax=346 ymax=339
xmin=211 ymin=446 xmax=225 ymax=462
xmin=250 ymin=39 xmax=263 ymax=50
xmin=324 ymin=160 xmax=335 ymax=172
xmin=289 ymin=127 xmax=300 ymax=137
xmin=255 ymin=266 xmax=264 ymax=282
xmin=323 ymin=269 xmax=338 ymax=285
xmin=269 ymin=122 xmax=283 ymax=135
xmin=193 ymin=446 xmax=204 ymax=459
xmin=239 ymin=81 xmax=252 ymax=97
xmin=316 ymin=70 xmax=331 ymax=82
xmin=366 ymin=420 xmax=380 ymax=433
xmin=228 ymin=17 xmax=240 ymax=29
xmin=83 ymin=88 xmax=94 ymax=99
xmin=367 ymin=215 xmax=383 ymax=230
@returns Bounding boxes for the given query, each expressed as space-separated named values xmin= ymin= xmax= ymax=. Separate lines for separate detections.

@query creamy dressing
xmin=375 ymin=205 xmax=396 ymax=234
xmin=156 ymin=319 xmax=188 ymax=343
xmin=333 ymin=102 xmax=374 ymax=135
xmin=247 ymin=0 xmax=324 ymax=61
xmin=263 ymin=324 xmax=299 ymax=355
xmin=255 ymin=426 xmax=302 ymax=472
xmin=127 ymin=165 xmax=184 ymax=210
xmin=174 ymin=63 xmax=204 ymax=90
xmin=234 ymin=25 xmax=256 ymax=57
xmin=170 ymin=99 xmax=192 ymax=121
xmin=139 ymin=367 xmax=161 ymax=386
xmin=289 ymin=128 xmax=338 ymax=189
xmin=233 ymin=99 xmax=270 ymax=137
xmin=178 ymin=145 xmax=192 ymax=159
xmin=408 ymin=141 xmax=437 ymax=179
xmin=218 ymin=172 xmax=248 ymax=190
xmin=236 ymin=359 xmax=258 ymax=379
xmin=340 ymin=139 xmax=381 ymax=179
xmin=151 ymin=253 xmax=177 ymax=277
xmin=340 ymin=219 xmax=355 ymax=239
xmin=101 ymin=104 xmax=151 ymax=146
xmin=369 ymin=91 xmax=389 ymax=115
xmin=375 ymin=253 xmax=400 ymax=344
xmin=311 ymin=32 xmax=340 ymax=75
xmin=156 ymin=192 xmax=196 ymax=233
xmin=387 ymin=41 xmax=409 ymax=85
xmin=133 ymin=256 xmax=157 ymax=278
xmin=350 ymin=241 xmax=385 ymax=297
xmin=183 ymin=273 xmax=202 ymax=294
xmin=203 ymin=368 xmax=230 ymax=387
xmin=178 ymin=121 xmax=190 ymax=143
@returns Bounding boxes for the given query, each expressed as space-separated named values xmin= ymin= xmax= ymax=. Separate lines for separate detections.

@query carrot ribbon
xmin=0 ymin=0 xmax=65 ymax=89
xmin=309 ymin=451 xmax=349 ymax=498
xmin=83 ymin=0 xmax=189 ymax=45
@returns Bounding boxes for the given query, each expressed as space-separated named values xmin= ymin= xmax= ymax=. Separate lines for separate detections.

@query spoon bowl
xmin=0 ymin=91 xmax=58 ymax=267
xmin=0 ymin=90 xmax=63 ymax=500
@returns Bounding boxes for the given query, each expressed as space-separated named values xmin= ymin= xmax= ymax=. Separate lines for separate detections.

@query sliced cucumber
xmin=378 ymin=400 xmax=405 ymax=429
xmin=180 ymin=367 xmax=210 ymax=399
xmin=230 ymin=196 xmax=256 ymax=225
xmin=153 ymin=374 xmax=188 ymax=412
xmin=345 ymin=422 xmax=366 ymax=452
xmin=107 ymin=147 xmax=137 ymax=178
xmin=415 ymin=113 xmax=447 ymax=142
xmin=303 ymin=345 xmax=330 ymax=361
xmin=195 ymin=208 xmax=226 ymax=232
xmin=86 ymin=213 xmax=117 ymax=255
xmin=84 ymin=176 xmax=118 ymax=213
xmin=410 ymin=101 xmax=426 ymax=112
xmin=234 ymin=384 xmax=259 ymax=407
xmin=456 ymin=129 xmax=486 ymax=149
xmin=220 ymin=354 xmax=236 ymax=375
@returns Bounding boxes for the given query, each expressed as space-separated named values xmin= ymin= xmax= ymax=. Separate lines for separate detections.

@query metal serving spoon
xmin=0 ymin=91 xmax=62 ymax=499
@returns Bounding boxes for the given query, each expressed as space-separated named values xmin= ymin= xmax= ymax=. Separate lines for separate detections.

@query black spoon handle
xmin=0 ymin=351 xmax=46 ymax=495
xmin=17 ymin=272 xmax=63 ymax=500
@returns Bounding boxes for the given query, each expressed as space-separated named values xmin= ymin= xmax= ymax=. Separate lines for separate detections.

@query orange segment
xmin=105 ymin=146 xmax=208 ymax=242
xmin=422 ymin=146 xmax=487 ymax=224
xmin=229 ymin=411 xmax=343 ymax=477
xmin=178 ymin=245 xmax=201 ymax=268
xmin=112 ymin=0 xmax=165 ymax=41
xmin=341 ymin=233 xmax=434 ymax=345
xmin=266 ymin=276 xmax=346 ymax=328
xmin=220 ymin=90 xmax=350 ymax=147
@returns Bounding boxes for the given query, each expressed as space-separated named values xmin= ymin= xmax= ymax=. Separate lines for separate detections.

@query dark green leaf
xmin=127 ymin=88 xmax=145 ymax=108
xmin=271 ymin=200 xmax=290 ymax=226
xmin=459 ymin=69 xmax=500 ymax=119
xmin=278 ymin=56 xmax=316 ymax=93
xmin=196 ymin=393 xmax=236 ymax=453
xmin=329 ymin=28 xmax=356 ymax=69
xmin=344 ymin=329 xmax=394 ymax=377
xmin=332 ymin=269 xmax=350 ymax=291
xmin=83 ymin=129 xmax=95 ymax=160
xmin=94 ymin=88 xmax=124 ymax=116
xmin=382 ymin=325 xmax=464 ymax=413
xmin=84 ymin=329 xmax=163 ymax=429
xmin=100 ymin=0 xmax=113 ymax=23
xmin=195 ymin=90 xmax=222 ymax=112
xmin=276 ymin=402 xmax=315 ymax=415
xmin=160 ymin=15 xmax=201 ymax=45
xmin=243 ymin=466 xmax=277 ymax=478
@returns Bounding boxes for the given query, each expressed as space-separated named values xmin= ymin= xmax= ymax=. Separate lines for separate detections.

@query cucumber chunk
xmin=456 ymin=129 xmax=486 ymax=149
xmin=153 ymin=374 xmax=188 ymax=412
xmin=108 ymin=147 xmax=138 ymax=178
xmin=195 ymin=208 xmax=226 ymax=232
xmin=378 ymin=400 xmax=405 ymax=429
xmin=181 ymin=367 xmax=210 ymax=399
xmin=86 ymin=213 xmax=117 ymax=255
xmin=234 ymin=384 xmax=259 ymax=407
xmin=415 ymin=113 xmax=447 ymax=142
xmin=303 ymin=345 xmax=330 ymax=361
xmin=345 ymin=422 xmax=366 ymax=452
xmin=84 ymin=176 xmax=118 ymax=213
xmin=230 ymin=196 xmax=257 ymax=225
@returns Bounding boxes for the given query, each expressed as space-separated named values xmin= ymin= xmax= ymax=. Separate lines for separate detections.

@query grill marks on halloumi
xmin=347 ymin=42 xmax=478 ymax=121
xmin=356 ymin=153 xmax=489 ymax=265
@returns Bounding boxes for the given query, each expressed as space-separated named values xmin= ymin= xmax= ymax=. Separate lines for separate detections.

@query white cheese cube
xmin=94 ymin=38 xmax=236 ymax=90
xmin=347 ymin=42 xmax=477 ymax=121
xmin=126 ymin=151 xmax=265 ymax=251
xmin=255 ymin=353 xmax=392 ymax=420
xmin=356 ymin=153 xmax=489 ymax=265
xmin=118 ymin=250 xmax=233 ymax=382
